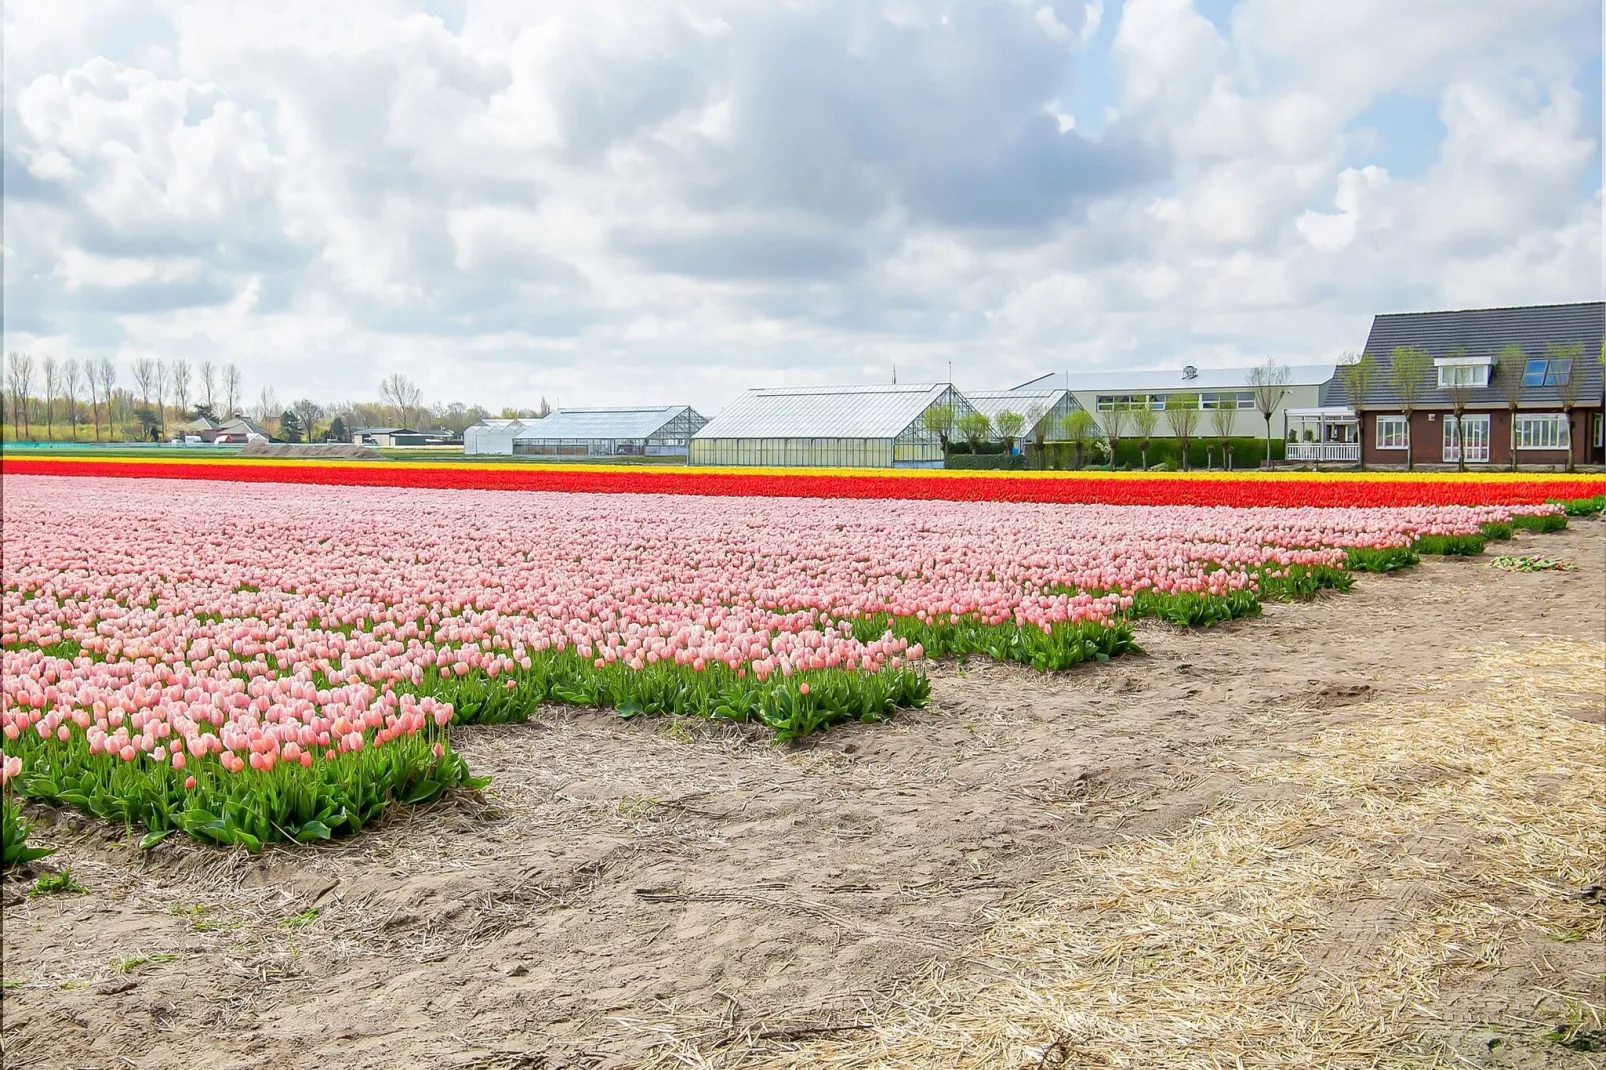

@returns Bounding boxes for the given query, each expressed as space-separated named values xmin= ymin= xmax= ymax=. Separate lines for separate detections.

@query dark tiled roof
xmin=1330 ymin=301 xmax=1604 ymax=409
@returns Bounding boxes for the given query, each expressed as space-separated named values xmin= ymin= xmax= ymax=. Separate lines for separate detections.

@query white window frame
xmin=1376 ymin=415 xmax=1408 ymax=449
xmin=1513 ymin=413 xmax=1569 ymax=451
xmin=1595 ymin=413 xmax=1603 ymax=449
xmin=1443 ymin=413 xmax=1490 ymax=463
xmin=1436 ymin=363 xmax=1489 ymax=389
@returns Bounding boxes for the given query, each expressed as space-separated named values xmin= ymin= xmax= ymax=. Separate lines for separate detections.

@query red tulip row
xmin=3 ymin=456 xmax=1602 ymax=506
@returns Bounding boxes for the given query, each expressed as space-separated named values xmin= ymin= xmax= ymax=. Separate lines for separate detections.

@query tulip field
xmin=1 ymin=466 xmax=1600 ymax=858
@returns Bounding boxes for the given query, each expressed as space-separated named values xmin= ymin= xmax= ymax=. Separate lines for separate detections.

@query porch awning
xmin=1286 ymin=407 xmax=1356 ymax=419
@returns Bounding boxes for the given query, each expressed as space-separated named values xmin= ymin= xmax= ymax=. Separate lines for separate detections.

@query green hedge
xmin=1022 ymin=437 xmax=1288 ymax=471
xmin=946 ymin=441 xmax=1013 ymax=455
xmin=945 ymin=453 xmax=1028 ymax=470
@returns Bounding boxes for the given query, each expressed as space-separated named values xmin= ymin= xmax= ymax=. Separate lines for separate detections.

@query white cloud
xmin=1 ymin=0 xmax=1599 ymax=414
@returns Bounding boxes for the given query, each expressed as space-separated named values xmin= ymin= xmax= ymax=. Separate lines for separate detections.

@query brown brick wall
xmin=1359 ymin=407 xmax=1602 ymax=467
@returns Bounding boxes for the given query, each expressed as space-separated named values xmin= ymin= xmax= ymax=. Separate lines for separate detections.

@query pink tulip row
xmin=1 ymin=476 xmax=1551 ymax=776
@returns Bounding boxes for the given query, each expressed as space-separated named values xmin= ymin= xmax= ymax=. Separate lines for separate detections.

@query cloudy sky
xmin=4 ymin=0 xmax=1601 ymax=416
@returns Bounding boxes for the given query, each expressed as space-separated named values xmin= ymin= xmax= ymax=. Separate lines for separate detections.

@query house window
xmin=1095 ymin=395 xmax=1146 ymax=411
xmin=1521 ymin=357 xmax=1573 ymax=388
xmin=1437 ymin=363 xmax=1489 ymax=389
xmin=1200 ymin=391 xmax=1254 ymax=410
xmin=1595 ymin=413 xmax=1603 ymax=449
xmin=1376 ymin=415 xmax=1408 ymax=449
xmin=1514 ymin=414 xmax=1569 ymax=451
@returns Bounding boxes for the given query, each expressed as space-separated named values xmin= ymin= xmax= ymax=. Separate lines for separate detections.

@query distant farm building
xmin=690 ymin=383 xmax=976 ymax=468
xmin=465 ymin=406 xmax=707 ymax=458
xmin=963 ymin=388 xmax=1079 ymax=446
xmin=351 ymin=427 xmax=429 ymax=447
xmin=461 ymin=419 xmax=532 ymax=456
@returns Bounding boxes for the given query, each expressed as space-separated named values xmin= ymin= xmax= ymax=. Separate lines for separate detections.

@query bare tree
xmin=1390 ymin=345 xmax=1431 ymax=472
xmin=92 ymin=359 xmax=115 ymax=441
xmin=223 ymin=363 xmax=243 ymax=417
xmin=253 ymin=386 xmax=281 ymax=428
xmin=1208 ymin=401 xmax=1235 ymax=470
xmin=379 ymin=372 xmax=423 ymax=429
xmin=1129 ymin=402 xmax=1159 ymax=470
xmin=6 ymin=352 xmax=33 ymax=439
xmin=1496 ymin=343 xmax=1526 ymax=472
xmin=63 ymin=358 xmax=82 ymax=440
xmin=291 ymin=398 xmax=324 ymax=442
xmin=1549 ymin=342 xmax=1584 ymax=473
xmin=172 ymin=359 xmax=192 ymax=420
xmin=132 ymin=358 xmax=158 ymax=429
xmin=1247 ymin=359 xmax=1292 ymax=469
xmin=153 ymin=360 xmax=169 ymax=437
xmin=1336 ymin=351 xmax=1376 ymax=471
xmin=198 ymin=360 xmax=217 ymax=414
xmin=1164 ymin=392 xmax=1202 ymax=471
xmin=42 ymin=356 xmax=59 ymax=440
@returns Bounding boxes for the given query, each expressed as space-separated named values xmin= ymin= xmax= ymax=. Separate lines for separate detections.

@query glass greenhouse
xmin=465 ymin=407 xmax=707 ymax=457
xmin=690 ymin=383 xmax=977 ymax=468
xmin=964 ymin=388 xmax=1080 ymax=445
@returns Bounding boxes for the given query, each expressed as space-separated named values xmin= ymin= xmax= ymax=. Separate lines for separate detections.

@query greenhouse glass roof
xmin=694 ymin=384 xmax=955 ymax=439
xmin=514 ymin=406 xmax=699 ymax=440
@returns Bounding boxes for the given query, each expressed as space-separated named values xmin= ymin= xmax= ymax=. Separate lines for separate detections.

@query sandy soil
xmin=3 ymin=522 xmax=1603 ymax=1070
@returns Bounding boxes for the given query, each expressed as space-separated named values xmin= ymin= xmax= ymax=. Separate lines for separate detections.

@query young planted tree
xmin=1130 ymin=402 xmax=1159 ymax=470
xmin=223 ymin=364 xmax=243 ymax=417
xmin=994 ymin=409 xmax=1025 ymax=453
xmin=1496 ymin=343 xmax=1526 ymax=471
xmin=1023 ymin=403 xmax=1048 ymax=467
xmin=63 ymin=358 xmax=82 ymax=440
xmin=1061 ymin=409 xmax=1097 ymax=469
xmin=921 ymin=403 xmax=956 ymax=454
xmin=1389 ymin=345 xmax=1431 ymax=471
xmin=1440 ymin=347 xmax=1474 ymax=473
xmin=1164 ymin=393 xmax=1201 ymax=471
xmin=1099 ymin=405 xmax=1128 ymax=468
xmin=1208 ymin=401 xmax=1235 ymax=470
xmin=1247 ymin=359 xmax=1291 ymax=468
xmin=1337 ymin=350 xmax=1376 ymax=471
xmin=291 ymin=398 xmax=324 ymax=443
xmin=6 ymin=352 xmax=33 ymax=439
xmin=957 ymin=411 xmax=992 ymax=453
xmin=1549 ymin=342 xmax=1584 ymax=472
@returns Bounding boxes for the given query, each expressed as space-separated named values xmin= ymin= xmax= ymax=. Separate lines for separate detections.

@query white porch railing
xmin=1286 ymin=443 xmax=1361 ymax=462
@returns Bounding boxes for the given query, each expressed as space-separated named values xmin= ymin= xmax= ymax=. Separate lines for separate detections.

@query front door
xmin=1443 ymin=414 xmax=1490 ymax=463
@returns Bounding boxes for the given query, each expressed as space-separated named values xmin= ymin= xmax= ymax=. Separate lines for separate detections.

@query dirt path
xmin=3 ymin=522 xmax=1603 ymax=1070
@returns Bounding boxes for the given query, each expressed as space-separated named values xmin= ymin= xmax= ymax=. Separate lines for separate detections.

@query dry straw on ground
xmin=651 ymin=638 xmax=1606 ymax=1069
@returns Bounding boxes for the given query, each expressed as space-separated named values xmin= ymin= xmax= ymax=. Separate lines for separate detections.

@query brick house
xmin=1312 ymin=302 xmax=1604 ymax=468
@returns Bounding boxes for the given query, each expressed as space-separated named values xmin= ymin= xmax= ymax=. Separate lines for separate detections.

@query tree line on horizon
xmin=1 ymin=354 xmax=550 ymax=445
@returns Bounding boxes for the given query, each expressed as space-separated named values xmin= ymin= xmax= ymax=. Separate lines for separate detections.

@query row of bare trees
xmin=1337 ymin=341 xmax=1587 ymax=473
xmin=4 ymin=352 xmax=248 ymax=442
xmin=1 ymin=358 xmax=493 ymax=445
